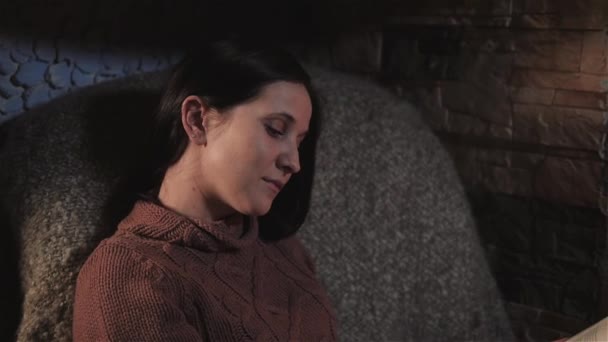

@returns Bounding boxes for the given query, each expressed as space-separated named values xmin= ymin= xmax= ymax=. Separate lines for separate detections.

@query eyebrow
xmin=269 ymin=112 xmax=308 ymax=137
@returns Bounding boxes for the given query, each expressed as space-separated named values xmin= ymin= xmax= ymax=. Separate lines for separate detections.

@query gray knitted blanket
xmin=0 ymin=66 xmax=515 ymax=341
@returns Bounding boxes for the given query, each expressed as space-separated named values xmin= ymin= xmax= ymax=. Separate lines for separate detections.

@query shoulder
xmin=80 ymin=233 xmax=157 ymax=270
xmin=76 ymin=233 xmax=184 ymax=295
xmin=73 ymin=234 xmax=204 ymax=341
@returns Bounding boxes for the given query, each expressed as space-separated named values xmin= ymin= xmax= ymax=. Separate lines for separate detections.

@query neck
xmin=157 ymin=148 xmax=237 ymax=223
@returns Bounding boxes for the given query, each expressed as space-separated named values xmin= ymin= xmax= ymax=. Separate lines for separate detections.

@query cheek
xmin=209 ymin=127 xmax=281 ymax=196
xmin=235 ymin=127 xmax=279 ymax=167
xmin=252 ymin=135 xmax=278 ymax=166
xmin=217 ymin=131 xmax=270 ymax=185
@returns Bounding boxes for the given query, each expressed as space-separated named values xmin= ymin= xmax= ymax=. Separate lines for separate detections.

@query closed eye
xmin=265 ymin=125 xmax=285 ymax=138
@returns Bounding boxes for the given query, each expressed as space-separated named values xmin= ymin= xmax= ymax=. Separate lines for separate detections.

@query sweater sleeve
xmin=72 ymin=242 xmax=204 ymax=342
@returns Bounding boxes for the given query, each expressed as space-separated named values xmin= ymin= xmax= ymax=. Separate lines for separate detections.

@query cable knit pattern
xmin=73 ymin=200 xmax=338 ymax=341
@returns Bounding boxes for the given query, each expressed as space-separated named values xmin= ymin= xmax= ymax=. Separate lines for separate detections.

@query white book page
xmin=567 ymin=317 xmax=608 ymax=342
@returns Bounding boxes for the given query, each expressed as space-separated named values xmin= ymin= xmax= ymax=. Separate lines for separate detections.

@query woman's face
xmin=197 ymin=81 xmax=312 ymax=217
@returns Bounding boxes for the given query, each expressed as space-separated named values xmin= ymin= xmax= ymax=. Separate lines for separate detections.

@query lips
xmin=263 ymin=178 xmax=285 ymax=192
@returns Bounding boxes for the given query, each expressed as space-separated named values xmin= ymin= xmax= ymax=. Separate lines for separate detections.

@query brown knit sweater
xmin=72 ymin=200 xmax=338 ymax=341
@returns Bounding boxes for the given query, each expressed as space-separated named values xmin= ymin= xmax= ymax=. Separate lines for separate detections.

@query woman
xmin=73 ymin=39 xmax=338 ymax=341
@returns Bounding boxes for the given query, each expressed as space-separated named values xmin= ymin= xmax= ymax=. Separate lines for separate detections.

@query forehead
xmin=242 ymin=81 xmax=312 ymax=126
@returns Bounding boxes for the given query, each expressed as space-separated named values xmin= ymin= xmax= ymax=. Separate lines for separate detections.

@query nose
xmin=278 ymin=145 xmax=301 ymax=174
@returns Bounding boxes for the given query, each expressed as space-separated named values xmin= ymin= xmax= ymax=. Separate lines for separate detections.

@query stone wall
xmin=1 ymin=1 xmax=607 ymax=340
xmin=0 ymin=39 xmax=175 ymax=124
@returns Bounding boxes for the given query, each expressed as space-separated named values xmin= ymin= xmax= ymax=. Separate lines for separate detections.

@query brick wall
xmin=292 ymin=1 xmax=608 ymax=340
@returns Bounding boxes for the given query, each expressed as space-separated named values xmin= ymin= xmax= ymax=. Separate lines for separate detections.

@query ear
xmin=180 ymin=95 xmax=209 ymax=145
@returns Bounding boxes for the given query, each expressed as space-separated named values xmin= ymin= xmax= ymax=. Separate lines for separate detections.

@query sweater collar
xmin=117 ymin=200 xmax=259 ymax=252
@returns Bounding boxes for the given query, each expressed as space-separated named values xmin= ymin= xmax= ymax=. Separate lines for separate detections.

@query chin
xmin=250 ymin=201 xmax=273 ymax=217
xmin=251 ymin=206 xmax=272 ymax=217
xmin=236 ymin=200 xmax=272 ymax=217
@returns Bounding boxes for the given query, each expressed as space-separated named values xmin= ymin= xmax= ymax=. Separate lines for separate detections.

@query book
xmin=566 ymin=316 xmax=608 ymax=342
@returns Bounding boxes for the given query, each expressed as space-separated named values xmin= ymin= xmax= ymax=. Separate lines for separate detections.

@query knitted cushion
xmin=0 ymin=66 xmax=515 ymax=341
